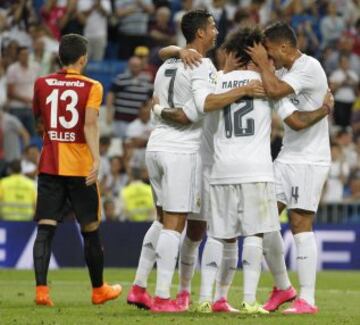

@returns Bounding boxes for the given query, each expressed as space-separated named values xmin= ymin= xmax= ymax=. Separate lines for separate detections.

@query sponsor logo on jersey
xmin=45 ymin=79 xmax=85 ymax=87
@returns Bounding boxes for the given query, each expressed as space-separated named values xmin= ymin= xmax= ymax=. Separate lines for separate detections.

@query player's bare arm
xmin=84 ymin=107 xmax=100 ymax=186
xmin=203 ymin=79 xmax=265 ymax=112
xmin=246 ymin=43 xmax=294 ymax=100
xmin=159 ymin=45 xmax=203 ymax=68
xmin=284 ymin=91 xmax=334 ymax=131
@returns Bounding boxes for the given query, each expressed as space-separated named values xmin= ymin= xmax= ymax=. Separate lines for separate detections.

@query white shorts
xmin=274 ymin=161 xmax=330 ymax=212
xmin=208 ymin=182 xmax=280 ymax=239
xmin=188 ymin=166 xmax=211 ymax=222
xmin=146 ymin=151 xmax=201 ymax=213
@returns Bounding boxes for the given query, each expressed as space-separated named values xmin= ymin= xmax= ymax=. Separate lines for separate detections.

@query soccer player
xmin=32 ymin=34 xmax=121 ymax=306
xmin=127 ymin=10 xmax=264 ymax=313
xmin=151 ymin=29 xmax=332 ymax=313
xmin=247 ymin=22 xmax=332 ymax=314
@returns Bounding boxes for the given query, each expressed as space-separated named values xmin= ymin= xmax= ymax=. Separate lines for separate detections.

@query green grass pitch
xmin=0 ymin=268 xmax=359 ymax=325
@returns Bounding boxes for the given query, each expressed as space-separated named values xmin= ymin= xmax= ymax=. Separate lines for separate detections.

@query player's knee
xmin=186 ymin=220 xmax=206 ymax=241
xmin=81 ymin=221 xmax=100 ymax=233
xmin=289 ymin=212 xmax=313 ymax=234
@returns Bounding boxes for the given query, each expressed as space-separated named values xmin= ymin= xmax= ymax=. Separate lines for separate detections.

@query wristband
xmin=153 ymin=104 xmax=164 ymax=117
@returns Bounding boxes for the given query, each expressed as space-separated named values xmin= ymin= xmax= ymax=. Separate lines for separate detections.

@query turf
xmin=0 ymin=269 xmax=359 ymax=325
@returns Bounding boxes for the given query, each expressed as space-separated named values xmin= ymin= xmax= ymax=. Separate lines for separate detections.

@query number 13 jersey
xmin=33 ymin=69 xmax=103 ymax=176
xmin=147 ymin=57 xmax=217 ymax=153
xmin=210 ymin=70 xmax=296 ymax=185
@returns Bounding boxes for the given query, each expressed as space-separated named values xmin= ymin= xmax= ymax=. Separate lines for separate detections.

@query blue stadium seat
xmin=85 ymin=60 xmax=128 ymax=94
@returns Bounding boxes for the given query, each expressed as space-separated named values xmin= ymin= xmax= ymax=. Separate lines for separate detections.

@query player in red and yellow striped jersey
xmin=32 ymin=34 xmax=121 ymax=307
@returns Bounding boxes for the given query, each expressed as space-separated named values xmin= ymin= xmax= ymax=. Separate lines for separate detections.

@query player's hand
xmin=246 ymin=43 xmax=269 ymax=68
xmin=86 ymin=160 xmax=100 ymax=186
xmin=323 ymin=89 xmax=334 ymax=115
xmin=179 ymin=49 xmax=202 ymax=69
xmin=223 ymin=51 xmax=243 ymax=73
xmin=247 ymin=80 xmax=266 ymax=98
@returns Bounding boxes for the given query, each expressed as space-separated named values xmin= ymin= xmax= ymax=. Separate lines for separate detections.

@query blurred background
xmin=0 ymin=0 xmax=359 ymax=270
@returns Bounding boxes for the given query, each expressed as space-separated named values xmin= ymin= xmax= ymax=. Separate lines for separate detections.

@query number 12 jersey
xmin=210 ymin=70 xmax=297 ymax=185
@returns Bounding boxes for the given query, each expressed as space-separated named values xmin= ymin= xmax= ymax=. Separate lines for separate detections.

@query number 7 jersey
xmin=33 ymin=68 xmax=103 ymax=176
xmin=210 ymin=70 xmax=296 ymax=185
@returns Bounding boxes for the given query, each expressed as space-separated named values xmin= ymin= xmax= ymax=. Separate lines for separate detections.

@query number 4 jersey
xmin=33 ymin=69 xmax=103 ymax=176
xmin=210 ymin=70 xmax=297 ymax=185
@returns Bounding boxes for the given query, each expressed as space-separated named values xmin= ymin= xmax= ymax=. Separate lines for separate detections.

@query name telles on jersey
xmin=48 ymin=130 xmax=76 ymax=142
xmin=45 ymin=79 xmax=85 ymax=87
xmin=222 ymin=79 xmax=249 ymax=89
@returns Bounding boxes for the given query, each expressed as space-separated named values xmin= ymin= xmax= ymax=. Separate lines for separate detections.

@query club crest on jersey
xmin=45 ymin=78 xmax=85 ymax=87
xmin=209 ymin=71 xmax=217 ymax=85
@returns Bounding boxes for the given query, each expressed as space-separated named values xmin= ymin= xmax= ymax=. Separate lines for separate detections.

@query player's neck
xmin=186 ymin=41 xmax=207 ymax=56
xmin=284 ymin=49 xmax=302 ymax=70
xmin=62 ymin=64 xmax=83 ymax=74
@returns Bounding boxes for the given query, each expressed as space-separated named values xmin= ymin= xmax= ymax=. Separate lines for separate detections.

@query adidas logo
xmin=143 ymin=242 xmax=154 ymax=250
xmin=206 ymin=261 xmax=218 ymax=268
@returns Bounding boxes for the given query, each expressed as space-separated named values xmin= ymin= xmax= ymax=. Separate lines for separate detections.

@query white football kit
xmin=274 ymin=54 xmax=331 ymax=212
xmin=208 ymin=70 xmax=297 ymax=239
xmin=146 ymin=58 xmax=217 ymax=213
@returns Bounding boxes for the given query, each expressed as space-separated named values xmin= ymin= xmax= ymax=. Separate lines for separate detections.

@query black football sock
xmin=33 ymin=224 xmax=56 ymax=286
xmin=82 ymin=230 xmax=104 ymax=288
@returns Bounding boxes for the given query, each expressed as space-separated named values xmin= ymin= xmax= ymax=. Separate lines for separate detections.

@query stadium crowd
xmin=0 ymin=0 xmax=359 ymax=222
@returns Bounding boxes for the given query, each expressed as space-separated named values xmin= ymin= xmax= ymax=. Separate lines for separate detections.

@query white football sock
xmin=242 ymin=236 xmax=263 ymax=304
xmin=199 ymin=237 xmax=223 ymax=303
xmin=179 ymin=236 xmax=201 ymax=293
xmin=263 ymin=231 xmax=291 ymax=290
xmin=134 ymin=220 xmax=163 ymax=288
xmin=214 ymin=240 xmax=238 ymax=301
xmin=155 ymin=229 xmax=181 ymax=299
xmin=294 ymin=232 xmax=317 ymax=306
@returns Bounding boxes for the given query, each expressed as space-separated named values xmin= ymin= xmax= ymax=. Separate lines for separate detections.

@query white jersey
xmin=147 ymin=57 xmax=217 ymax=153
xmin=210 ymin=70 xmax=297 ymax=185
xmin=276 ymin=54 xmax=331 ymax=166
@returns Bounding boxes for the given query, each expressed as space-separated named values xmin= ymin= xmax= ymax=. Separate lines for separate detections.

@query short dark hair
xmin=264 ymin=22 xmax=297 ymax=47
xmin=222 ymin=27 xmax=263 ymax=65
xmin=181 ymin=9 xmax=213 ymax=43
xmin=59 ymin=34 xmax=88 ymax=66
xmin=9 ymin=160 xmax=22 ymax=174
xmin=17 ymin=46 xmax=28 ymax=55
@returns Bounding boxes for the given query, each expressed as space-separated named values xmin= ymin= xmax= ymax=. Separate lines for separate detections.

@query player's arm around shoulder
xmin=152 ymin=97 xmax=192 ymax=125
xmin=284 ymin=90 xmax=334 ymax=131
xmin=84 ymin=81 xmax=103 ymax=186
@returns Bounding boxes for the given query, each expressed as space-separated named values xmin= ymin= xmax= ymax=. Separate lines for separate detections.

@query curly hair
xmin=221 ymin=27 xmax=264 ymax=65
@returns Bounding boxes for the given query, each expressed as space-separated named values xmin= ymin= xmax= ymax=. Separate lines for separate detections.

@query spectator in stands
xmin=29 ymin=38 xmax=55 ymax=76
xmin=28 ymin=24 xmax=59 ymax=55
xmin=0 ymin=159 xmax=36 ymax=221
xmin=320 ymin=2 xmax=345 ymax=49
xmin=347 ymin=167 xmax=360 ymax=202
xmin=101 ymin=155 xmax=128 ymax=199
xmin=59 ymin=0 xmax=86 ymax=35
xmin=330 ymin=54 xmax=359 ymax=128
xmin=0 ymin=108 xmax=30 ymax=163
xmin=120 ymin=167 xmax=154 ymax=222
xmin=2 ymin=40 xmax=19 ymax=70
xmin=134 ymin=46 xmax=155 ymax=81
xmin=149 ymin=6 xmax=176 ymax=48
xmin=124 ymin=98 xmax=153 ymax=170
xmin=0 ymin=58 xmax=7 ymax=107
xmin=323 ymin=143 xmax=350 ymax=203
xmin=6 ymin=46 xmax=39 ymax=136
xmin=21 ymin=144 xmax=39 ymax=180
xmin=334 ymin=129 xmax=358 ymax=170
xmin=103 ymin=198 xmax=120 ymax=222
xmin=174 ymin=0 xmax=193 ymax=48
xmin=41 ymin=0 xmax=67 ymax=40
xmin=78 ymin=0 xmax=111 ymax=61
xmin=115 ymin=0 xmax=154 ymax=60
xmin=106 ymin=56 xmax=152 ymax=138
xmin=351 ymin=87 xmax=360 ymax=138
xmin=99 ymin=135 xmax=111 ymax=184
